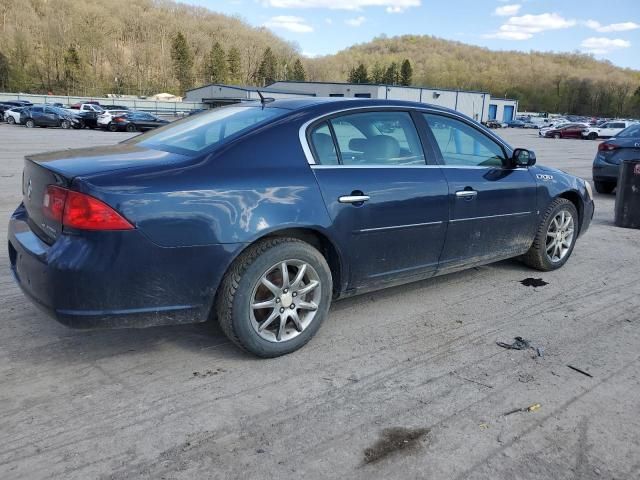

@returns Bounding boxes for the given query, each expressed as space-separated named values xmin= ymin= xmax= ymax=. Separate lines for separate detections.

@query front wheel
xmin=588 ymin=132 xmax=598 ymax=140
xmin=522 ymin=198 xmax=579 ymax=271
xmin=7 ymin=116 xmax=15 ymax=125
xmin=61 ymin=120 xmax=70 ymax=129
xmin=216 ymin=238 xmax=332 ymax=357
xmin=25 ymin=119 xmax=35 ymax=128
xmin=125 ymin=123 xmax=137 ymax=132
xmin=553 ymin=133 xmax=561 ymax=139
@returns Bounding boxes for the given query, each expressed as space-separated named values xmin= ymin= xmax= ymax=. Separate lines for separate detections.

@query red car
xmin=544 ymin=123 xmax=588 ymax=139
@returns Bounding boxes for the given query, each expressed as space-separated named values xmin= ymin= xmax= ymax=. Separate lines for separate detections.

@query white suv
xmin=582 ymin=120 xmax=637 ymax=140
xmin=97 ymin=110 xmax=129 ymax=129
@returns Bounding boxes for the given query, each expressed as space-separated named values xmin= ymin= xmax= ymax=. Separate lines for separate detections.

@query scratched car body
xmin=8 ymin=99 xmax=594 ymax=357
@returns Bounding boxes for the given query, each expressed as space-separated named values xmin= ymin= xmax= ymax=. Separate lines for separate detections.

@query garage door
xmin=488 ymin=104 xmax=497 ymax=120
xmin=503 ymin=106 xmax=514 ymax=122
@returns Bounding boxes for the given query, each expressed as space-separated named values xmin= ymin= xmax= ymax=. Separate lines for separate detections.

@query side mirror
xmin=512 ymin=148 xmax=536 ymax=168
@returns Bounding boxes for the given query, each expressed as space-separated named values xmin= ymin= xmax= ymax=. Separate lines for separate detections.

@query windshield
xmin=617 ymin=124 xmax=640 ymax=138
xmin=129 ymin=106 xmax=289 ymax=155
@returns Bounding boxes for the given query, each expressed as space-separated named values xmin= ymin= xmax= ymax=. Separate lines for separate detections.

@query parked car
xmin=8 ymin=99 xmax=594 ymax=357
xmin=97 ymin=109 xmax=129 ymax=129
xmin=20 ymin=106 xmax=81 ymax=129
xmin=68 ymin=102 xmax=104 ymax=113
xmin=107 ymin=111 xmax=169 ymax=132
xmin=507 ymin=120 xmax=526 ymax=128
xmin=543 ymin=123 xmax=589 ymax=139
xmin=73 ymin=110 xmax=100 ymax=129
xmin=539 ymin=122 xmax=569 ymax=137
xmin=581 ymin=120 xmax=637 ymax=140
xmin=592 ymin=123 xmax=640 ymax=194
xmin=102 ymin=105 xmax=129 ymax=111
xmin=3 ymin=106 xmax=25 ymax=124
xmin=484 ymin=120 xmax=502 ymax=129
xmin=523 ymin=122 xmax=539 ymax=129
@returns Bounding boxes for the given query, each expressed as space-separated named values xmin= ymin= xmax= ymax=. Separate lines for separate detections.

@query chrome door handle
xmin=455 ymin=190 xmax=478 ymax=198
xmin=339 ymin=195 xmax=370 ymax=204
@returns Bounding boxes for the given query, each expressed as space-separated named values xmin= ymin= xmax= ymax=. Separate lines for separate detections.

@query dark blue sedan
xmin=8 ymin=99 xmax=594 ymax=357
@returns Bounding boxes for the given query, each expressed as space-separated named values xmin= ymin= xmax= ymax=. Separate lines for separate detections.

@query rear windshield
xmin=617 ymin=124 xmax=640 ymax=138
xmin=128 ymin=106 xmax=288 ymax=155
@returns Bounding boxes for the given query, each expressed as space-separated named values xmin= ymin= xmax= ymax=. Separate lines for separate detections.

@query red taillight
xmin=598 ymin=143 xmax=619 ymax=152
xmin=113 ymin=116 xmax=124 ymax=122
xmin=43 ymin=185 xmax=133 ymax=230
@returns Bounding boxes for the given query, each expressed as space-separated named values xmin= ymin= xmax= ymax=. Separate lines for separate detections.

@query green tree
xmin=383 ymin=62 xmax=399 ymax=85
xmin=257 ymin=47 xmax=277 ymax=86
xmin=63 ymin=46 xmax=81 ymax=94
xmin=348 ymin=63 xmax=369 ymax=84
xmin=204 ymin=41 xmax=227 ymax=83
xmin=0 ymin=51 xmax=9 ymax=90
xmin=227 ymin=46 xmax=242 ymax=84
xmin=171 ymin=32 xmax=193 ymax=94
xmin=400 ymin=59 xmax=413 ymax=86
xmin=370 ymin=63 xmax=385 ymax=84
xmin=291 ymin=58 xmax=306 ymax=81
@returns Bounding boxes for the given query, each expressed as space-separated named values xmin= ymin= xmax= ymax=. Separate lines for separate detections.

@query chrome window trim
xmin=299 ymin=104 xmax=513 ymax=166
xmin=450 ymin=211 xmax=532 ymax=223
xmin=356 ymin=221 xmax=444 ymax=233
xmin=310 ymin=164 xmax=529 ymax=171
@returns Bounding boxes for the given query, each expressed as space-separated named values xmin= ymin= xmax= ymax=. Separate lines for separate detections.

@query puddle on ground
xmin=363 ymin=427 xmax=429 ymax=464
xmin=520 ymin=278 xmax=548 ymax=287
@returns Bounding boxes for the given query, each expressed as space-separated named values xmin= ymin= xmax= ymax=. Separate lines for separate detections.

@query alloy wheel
xmin=546 ymin=210 xmax=575 ymax=263
xmin=250 ymin=259 xmax=322 ymax=343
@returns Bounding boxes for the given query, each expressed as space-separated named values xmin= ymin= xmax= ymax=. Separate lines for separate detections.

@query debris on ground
xmin=520 ymin=278 xmax=549 ymax=287
xmin=363 ymin=427 xmax=429 ymax=464
xmin=496 ymin=337 xmax=544 ymax=357
xmin=503 ymin=403 xmax=542 ymax=416
xmin=192 ymin=368 xmax=225 ymax=378
xmin=567 ymin=365 xmax=593 ymax=378
xmin=518 ymin=373 xmax=534 ymax=383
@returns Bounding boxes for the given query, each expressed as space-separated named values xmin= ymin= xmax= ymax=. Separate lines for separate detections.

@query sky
xmin=179 ymin=0 xmax=640 ymax=69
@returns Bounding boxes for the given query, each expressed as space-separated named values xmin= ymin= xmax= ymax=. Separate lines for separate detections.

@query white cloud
xmin=345 ymin=15 xmax=366 ymax=26
xmin=324 ymin=17 xmax=333 ymax=24
xmin=263 ymin=15 xmax=313 ymax=32
xmin=580 ymin=37 xmax=631 ymax=54
xmin=485 ymin=12 xmax=576 ymax=41
xmin=494 ymin=4 xmax=521 ymax=17
xmin=585 ymin=20 xmax=640 ymax=33
xmin=263 ymin=0 xmax=420 ymax=12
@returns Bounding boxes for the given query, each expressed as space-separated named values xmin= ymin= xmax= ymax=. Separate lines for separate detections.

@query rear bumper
xmin=593 ymin=156 xmax=619 ymax=183
xmin=8 ymin=204 xmax=241 ymax=329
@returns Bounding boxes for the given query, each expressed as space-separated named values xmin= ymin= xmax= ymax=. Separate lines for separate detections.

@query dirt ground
xmin=0 ymin=124 xmax=638 ymax=480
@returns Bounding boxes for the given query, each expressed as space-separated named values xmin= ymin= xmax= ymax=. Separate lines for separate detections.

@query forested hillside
xmin=311 ymin=35 xmax=640 ymax=117
xmin=0 ymin=0 xmax=639 ymax=116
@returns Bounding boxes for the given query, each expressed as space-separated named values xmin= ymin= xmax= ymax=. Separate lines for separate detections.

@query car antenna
xmin=256 ymin=90 xmax=275 ymax=108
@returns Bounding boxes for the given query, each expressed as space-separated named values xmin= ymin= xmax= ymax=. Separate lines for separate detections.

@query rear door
xmin=562 ymin=124 xmax=583 ymax=138
xmin=307 ymin=109 xmax=449 ymax=289
xmin=421 ymin=112 xmax=537 ymax=271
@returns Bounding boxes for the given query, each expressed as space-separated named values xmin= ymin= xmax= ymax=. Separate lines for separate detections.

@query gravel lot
xmin=1 ymin=124 xmax=639 ymax=480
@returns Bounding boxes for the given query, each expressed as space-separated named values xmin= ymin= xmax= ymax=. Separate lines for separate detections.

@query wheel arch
xmin=557 ymin=190 xmax=583 ymax=232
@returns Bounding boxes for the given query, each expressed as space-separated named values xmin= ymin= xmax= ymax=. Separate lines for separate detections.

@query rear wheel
xmin=25 ymin=119 xmax=35 ymax=128
xmin=594 ymin=180 xmax=615 ymax=194
xmin=522 ymin=198 xmax=579 ymax=271
xmin=108 ymin=122 xmax=118 ymax=132
xmin=216 ymin=238 xmax=332 ymax=358
xmin=125 ymin=123 xmax=137 ymax=132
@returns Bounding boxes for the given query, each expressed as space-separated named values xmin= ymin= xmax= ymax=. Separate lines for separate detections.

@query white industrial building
xmin=185 ymin=81 xmax=518 ymax=123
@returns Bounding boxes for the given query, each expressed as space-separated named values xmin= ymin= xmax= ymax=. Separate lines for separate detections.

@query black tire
xmin=522 ymin=198 xmax=579 ymax=271
xmin=216 ymin=238 xmax=332 ymax=358
xmin=25 ymin=119 xmax=35 ymax=128
xmin=61 ymin=120 xmax=70 ymax=129
xmin=553 ymin=133 xmax=561 ymax=139
xmin=108 ymin=122 xmax=119 ymax=132
xmin=594 ymin=180 xmax=615 ymax=194
xmin=588 ymin=132 xmax=598 ymax=140
xmin=7 ymin=116 xmax=15 ymax=125
xmin=125 ymin=123 xmax=137 ymax=132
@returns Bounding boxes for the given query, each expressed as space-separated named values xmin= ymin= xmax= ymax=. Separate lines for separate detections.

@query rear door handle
xmin=455 ymin=190 xmax=478 ymax=199
xmin=339 ymin=195 xmax=370 ymax=204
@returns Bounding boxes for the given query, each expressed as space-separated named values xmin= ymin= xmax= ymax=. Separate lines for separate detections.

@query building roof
xmin=186 ymin=83 xmax=315 ymax=96
xmin=269 ymin=80 xmax=490 ymax=95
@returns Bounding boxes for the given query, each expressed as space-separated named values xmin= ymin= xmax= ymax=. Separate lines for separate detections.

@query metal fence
xmin=0 ymin=92 xmax=204 ymax=116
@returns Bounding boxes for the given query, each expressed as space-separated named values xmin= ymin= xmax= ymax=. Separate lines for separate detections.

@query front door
xmin=307 ymin=110 xmax=449 ymax=289
xmin=421 ymin=112 xmax=538 ymax=271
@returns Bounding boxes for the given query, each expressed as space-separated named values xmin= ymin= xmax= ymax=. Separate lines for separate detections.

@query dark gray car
xmin=592 ymin=123 xmax=640 ymax=193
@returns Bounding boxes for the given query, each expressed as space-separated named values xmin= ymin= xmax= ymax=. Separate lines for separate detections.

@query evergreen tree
xmin=400 ymin=59 xmax=413 ymax=86
xmin=63 ymin=46 xmax=81 ymax=94
xmin=383 ymin=62 xmax=399 ymax=85
xmin=348 ymin=63 xmax=369 ymax=84
xmin=227 ymin=46 xmax=242 ymax=84
xmin=204 ymin=42 xmax=227 ymax=83
xmin=171 ymin=32 xmax=194 ymax=93
xmin=0 ymin=51 xmax=9 ymax=91
xmin=257 ymin=47 xmax=277 ymax=86
xmin=291 ymin=58 xmax=306 ymax=81
xmin=370 ymin=63 xmax=385 ymax=84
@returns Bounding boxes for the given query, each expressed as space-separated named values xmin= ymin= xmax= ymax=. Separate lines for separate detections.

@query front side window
xmin=424 ymin=113 xmax=506 ymax=167
xmin=313 ymin=111 xmax=425 ymax=166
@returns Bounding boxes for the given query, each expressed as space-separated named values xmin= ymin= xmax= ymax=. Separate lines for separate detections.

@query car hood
xmin=26 ymin=143 xmax=192 ymax=180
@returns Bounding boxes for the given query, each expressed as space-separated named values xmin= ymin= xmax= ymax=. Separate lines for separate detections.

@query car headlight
xmin=584 ymin=180 xmax=593 ymax=200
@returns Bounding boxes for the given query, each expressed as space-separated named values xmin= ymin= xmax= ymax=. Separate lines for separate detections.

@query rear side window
xmin=309 ymin=111 xmax=425 ymax=166
xmin=129 ymin=106 xmax=288 ymax=155
xmin=424 ymin=113 xmax=506 ymax=167
xmin=617 ymin=124 xmax=640 ymax=138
